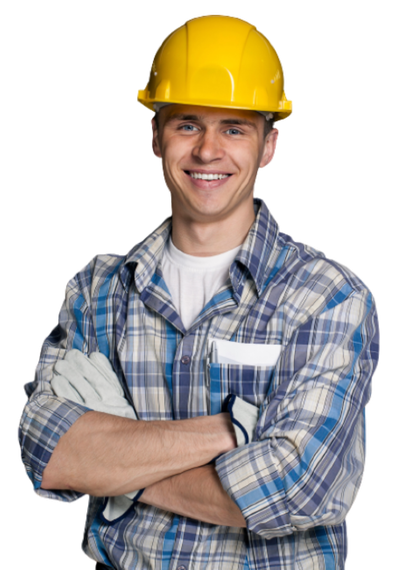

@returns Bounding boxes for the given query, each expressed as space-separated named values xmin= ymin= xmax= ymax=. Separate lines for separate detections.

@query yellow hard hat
xmin=138 ymin=15 xmax=292 ymax=121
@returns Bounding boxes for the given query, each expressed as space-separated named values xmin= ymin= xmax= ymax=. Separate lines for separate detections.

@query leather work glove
xmin=50 ymin=349 xmax=143 ymax=523
xmin=51 ymin=349 xmax=136 ymax=419
xmin=223 ymin=394 xmax=259 ymax=447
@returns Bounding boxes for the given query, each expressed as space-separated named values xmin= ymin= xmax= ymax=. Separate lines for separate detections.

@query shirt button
xmin=177 ymin=566 xmax=187 ymax=570
xmin=181 ymin=355 xmax=191 ymax=365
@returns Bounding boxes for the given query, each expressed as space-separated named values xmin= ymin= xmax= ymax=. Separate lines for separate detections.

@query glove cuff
xmin=100 ymin=488 xmax=145 ymax=525
xmin=223 ymin=394 xmax=259 ymax=447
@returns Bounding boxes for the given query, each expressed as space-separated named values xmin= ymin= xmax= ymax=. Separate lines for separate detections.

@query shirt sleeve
xmin=215 ymin=286 xmax=379 ymax=539
xmin=18 ymin=263 xmax=98 ymax=501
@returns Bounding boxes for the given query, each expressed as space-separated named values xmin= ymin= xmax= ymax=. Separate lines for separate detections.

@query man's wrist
xmin=215 ymin=413 xmax=237 ymax=453
xmin=139 ymin=465 xmax=246 ymax=528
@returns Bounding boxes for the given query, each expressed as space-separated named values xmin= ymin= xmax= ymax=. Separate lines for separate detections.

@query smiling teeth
xmin=189 ymin=172 xmax=229 ymax=180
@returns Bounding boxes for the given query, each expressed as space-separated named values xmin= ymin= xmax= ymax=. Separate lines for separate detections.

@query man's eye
xmin=180 ymin=124 xmax=198 ymax=131
xmin=225 ymin=128 xmax=242 ymax=135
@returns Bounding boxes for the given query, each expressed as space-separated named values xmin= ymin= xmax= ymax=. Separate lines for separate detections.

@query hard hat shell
xmin=138 ymin=16 xmax=292 ymax=121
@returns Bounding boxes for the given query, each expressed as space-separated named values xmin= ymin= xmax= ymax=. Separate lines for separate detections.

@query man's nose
xmin=192 ymin=129 xmax=224 ymax=162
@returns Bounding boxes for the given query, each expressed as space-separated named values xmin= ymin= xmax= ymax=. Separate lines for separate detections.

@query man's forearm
xmin=139 ymin=464 xmax=246 ymax=528
xmin=42 ymin=411 xmax=236 ymax=496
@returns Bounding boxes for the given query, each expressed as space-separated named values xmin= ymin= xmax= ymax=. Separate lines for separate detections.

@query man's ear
xmin=152 ymin=118 xmax=162 ymax=158
xmin=259 ymin=128 xmax=279 ymax=168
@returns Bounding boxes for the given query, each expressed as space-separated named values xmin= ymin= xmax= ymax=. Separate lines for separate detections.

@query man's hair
xmin=263 ymin=118 xmax=275 ymax=138
xmin=153 ymin=112 xmax=275 ymax=139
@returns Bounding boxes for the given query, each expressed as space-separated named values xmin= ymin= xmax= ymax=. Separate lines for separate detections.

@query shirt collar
xmin=232 ymin=198 xmax=279 ymax=297
xmin=120 ymin=198 xmax=279 ymax=297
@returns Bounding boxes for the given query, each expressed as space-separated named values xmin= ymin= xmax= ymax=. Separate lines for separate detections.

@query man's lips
xmin=184 ymin=168 xmax=231 ymax=176
xmin=183 ymin=170 xmax=232 ymax=189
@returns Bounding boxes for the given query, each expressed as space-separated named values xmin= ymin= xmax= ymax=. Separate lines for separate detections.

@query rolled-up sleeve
xmin=19 ymin=263 xmax=98 ymax=501
xmin=215 ymin=287 xmax=379 ymax=539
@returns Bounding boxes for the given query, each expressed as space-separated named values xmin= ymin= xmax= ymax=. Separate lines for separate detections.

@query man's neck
xmin=171 ymin=206 xmax=256 ymax=257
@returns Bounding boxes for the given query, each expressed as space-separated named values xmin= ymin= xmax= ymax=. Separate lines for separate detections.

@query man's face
xmin=152 ymin=105 xmax=278 ymax=225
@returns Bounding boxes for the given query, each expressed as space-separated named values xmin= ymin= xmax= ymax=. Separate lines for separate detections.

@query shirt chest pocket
xmin=207 ymin=338 xmax=282 ymax=415
xmin=206 ymin=340 xmax=282 ymax=414
xmin=207 ymin=362 xmax=276 ymax=415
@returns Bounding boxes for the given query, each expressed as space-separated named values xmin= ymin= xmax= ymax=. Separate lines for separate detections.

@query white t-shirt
xmin=161 ymin=237 xmax=242 ymax=330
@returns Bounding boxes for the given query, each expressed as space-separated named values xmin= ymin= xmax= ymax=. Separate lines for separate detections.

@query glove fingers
xmin=51 ymin=375 xmax=86 ymax=405
xmin=54 ymin=358 xmax=101 ymax=405
xmin=88 ymin=352 xmax=113 ymax=374
xmin=53 ymin=350 xmax=137 ymax=420
xmin=89 ymin=352 xmax=125 ymax=397
xmin=65 ymin=350 xmax=111 ymax=397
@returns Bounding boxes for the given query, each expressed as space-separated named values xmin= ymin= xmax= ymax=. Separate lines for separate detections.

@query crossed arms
xmin=42 ymin=403 xmax=245 ymax=526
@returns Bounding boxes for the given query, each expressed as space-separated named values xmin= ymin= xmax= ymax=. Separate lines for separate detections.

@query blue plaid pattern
xmin=19 ymin=199 xmax=379 ymax=569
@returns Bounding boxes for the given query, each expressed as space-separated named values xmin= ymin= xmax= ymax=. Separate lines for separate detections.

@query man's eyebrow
xmin=164 ymin=114 xmax=257 ymax=129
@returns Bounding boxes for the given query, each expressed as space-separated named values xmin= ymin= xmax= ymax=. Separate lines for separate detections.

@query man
xmin=19 ymin=15 xmax=379 ymax=570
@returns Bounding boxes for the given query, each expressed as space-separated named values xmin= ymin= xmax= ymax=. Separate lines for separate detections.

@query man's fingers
xmin=64 ymin=350 xmax=111 ymax=396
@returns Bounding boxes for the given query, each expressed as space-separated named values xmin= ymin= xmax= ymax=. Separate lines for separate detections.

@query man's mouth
xmin=185 ymin=171 xmax=231 ymax=181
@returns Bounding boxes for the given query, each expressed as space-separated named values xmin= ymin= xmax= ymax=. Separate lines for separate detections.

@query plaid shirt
xmin=19 ymin=199 xmax=379 ymax=570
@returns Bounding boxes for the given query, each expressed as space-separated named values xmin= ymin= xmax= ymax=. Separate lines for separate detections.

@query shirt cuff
xmin=19 ymin=393 xmax=91 ymax=501
xmin=215 ymin=440 xmax=294 ymax=539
